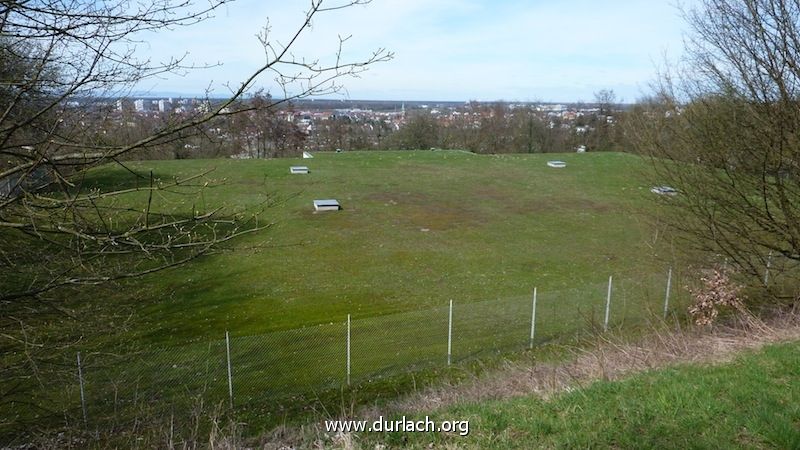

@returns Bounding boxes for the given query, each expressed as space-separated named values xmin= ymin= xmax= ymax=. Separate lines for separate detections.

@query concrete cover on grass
xmin=313 ymin=199 xmax=341 ymax=211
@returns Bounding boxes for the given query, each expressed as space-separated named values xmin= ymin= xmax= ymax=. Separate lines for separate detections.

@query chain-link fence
xmin=3 ymin=269 xmax=691 ymax=441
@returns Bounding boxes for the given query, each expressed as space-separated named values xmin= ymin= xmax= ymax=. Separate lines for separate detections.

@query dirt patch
xmin=472 ymin=185 xmax=511 ymax=203
xmin=367 ymin=190 xmax=489 ymax=231
xmin=366 ymin=187 xmax=614 ymax=231
xmin=471 ymin=185 xmax=544 ymax=215
xmin=472 ymin=185 xmax=613 ymax=216
xmin=405 ymin=203 xmax=486 ymax=231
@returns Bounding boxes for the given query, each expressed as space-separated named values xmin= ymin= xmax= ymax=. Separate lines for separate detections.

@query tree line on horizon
xmin=81 ymin=91 xmax=629 ymax=159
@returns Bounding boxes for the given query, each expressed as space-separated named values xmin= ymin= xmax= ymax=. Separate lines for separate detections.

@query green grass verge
xmin=364 ymin=340 xmax=800 ymax=449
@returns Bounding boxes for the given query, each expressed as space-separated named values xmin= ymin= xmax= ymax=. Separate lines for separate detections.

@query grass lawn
xmin=366 ymin=340 xmax=800 ymax=449
xmin=5 ymin=150 xmax=693 ymax=440
xmin=86 ymin=150 xmax=674 ymax=346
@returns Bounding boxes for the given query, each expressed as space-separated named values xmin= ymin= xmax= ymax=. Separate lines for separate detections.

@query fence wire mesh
xmin=2 ymin=269 xmax=691 ymax=440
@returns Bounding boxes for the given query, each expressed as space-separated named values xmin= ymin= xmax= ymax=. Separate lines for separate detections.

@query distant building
xmin=115 ymin=99 xmax=134 ymax=113
xmin=134 ymin=99 xmax=145 ymax=112
xmin=158 ymin=99 xmax=172 ymax=113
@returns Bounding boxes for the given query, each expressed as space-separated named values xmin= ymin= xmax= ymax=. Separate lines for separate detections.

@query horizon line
xmin=111 ymin=95 xmax=634 ymax=105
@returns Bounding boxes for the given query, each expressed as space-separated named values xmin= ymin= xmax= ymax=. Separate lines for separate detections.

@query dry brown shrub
xmin=687 ymin=268 xmax=746 ymax=325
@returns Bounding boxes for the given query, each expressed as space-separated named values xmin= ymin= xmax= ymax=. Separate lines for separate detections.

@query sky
xmin=137 ymin=0 xmax=695 ymax=102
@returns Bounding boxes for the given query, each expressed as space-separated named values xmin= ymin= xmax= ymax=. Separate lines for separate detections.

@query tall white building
xmin=158 ymin=99 xmax=172 ymax=113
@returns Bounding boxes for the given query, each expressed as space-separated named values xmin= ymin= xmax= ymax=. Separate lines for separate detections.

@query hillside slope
xmin=85 ymin=151 xmax=672 ymax=346
xmin=361 ymin=339 xmax=800 ymax=449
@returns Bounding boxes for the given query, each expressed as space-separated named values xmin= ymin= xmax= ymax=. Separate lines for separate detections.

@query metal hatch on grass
xmin=290 ymin=166 xmax=309 ymax=174
xmin=313 ymin=199 xmax=340 ymax=211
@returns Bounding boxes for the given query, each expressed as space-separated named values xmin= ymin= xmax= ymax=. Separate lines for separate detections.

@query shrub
xmin=687 ymin=268 xmax=746 ymax=325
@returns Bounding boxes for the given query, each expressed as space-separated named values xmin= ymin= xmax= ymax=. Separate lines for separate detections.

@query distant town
xmin=71 ymin=96 xmax=628 ymax=158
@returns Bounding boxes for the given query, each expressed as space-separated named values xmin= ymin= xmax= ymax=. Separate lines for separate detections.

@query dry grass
xmin=18 ymin=400 xmax=246 ymax=450
xmin=379 ymin=309 xmax=800 ymax=416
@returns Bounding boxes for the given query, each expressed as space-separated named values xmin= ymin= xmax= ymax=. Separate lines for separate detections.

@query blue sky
xmin=138 ymin=0 xmax=693 ymax=102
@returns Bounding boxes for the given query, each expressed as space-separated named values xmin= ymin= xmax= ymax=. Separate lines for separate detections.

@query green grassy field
xmin=6 ymin=150 xmax=693 ymax=440
xmin=87 ymin=150 xmax=674 ymax=346
xmin=366 ymin=341 xmax=800 ymax=449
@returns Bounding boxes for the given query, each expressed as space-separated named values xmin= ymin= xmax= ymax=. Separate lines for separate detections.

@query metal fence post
xmin=447 ymin=300 xmax=453 ymax=366
xmin=346 ymin=314 xmax=351 ymax=386
xmin=529 ymin=287 xmax=537 ymax=349
xmin=604 ymin=276 xmax=613 ymax=332
xmin=663 ymin=267 xmax=672 ymax=319
xmin=764 ymin=251 xmax=773 ymax=285
xmin=225 ymin=331 xmax=233 ymax=408
xmin=77 ymin=351 xmax=87 ymax=426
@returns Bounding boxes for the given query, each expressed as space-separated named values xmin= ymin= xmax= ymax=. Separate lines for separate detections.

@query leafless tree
xmin=595 ymin=89 xmax=617 ymax=117
xmin=0 ymin=0 xmax=391 ymax=301
xmin=0 ymin=0 xmax=390 ymax=429
xmin=587 ymin=89 xmax=624 ymax=151
xmin=226 ymin=92 xmax=306 ymax=158
xmin=385 ymin=110 xmax=440 ymax=150
xmin=629 ymin=0 xmax=800 ymax=289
